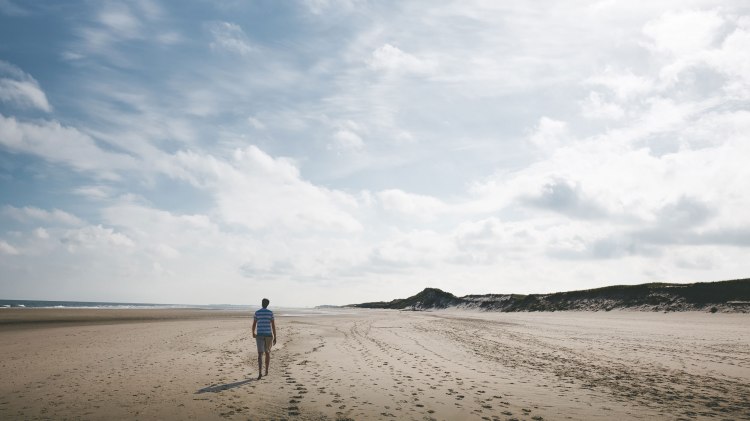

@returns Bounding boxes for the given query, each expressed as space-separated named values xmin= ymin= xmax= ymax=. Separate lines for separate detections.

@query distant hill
xmin=347 ymin=278 xmax=750 ymax=313
xmin=349 ymin=287 xmax=463 ymax=310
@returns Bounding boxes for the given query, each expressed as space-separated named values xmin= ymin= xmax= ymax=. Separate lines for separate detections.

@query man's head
xmin=262 ymin=298 xmax=270 ymax=308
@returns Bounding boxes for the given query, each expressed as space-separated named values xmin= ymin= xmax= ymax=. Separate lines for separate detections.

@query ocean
xmin=0 ymin=299 xmax=251 ymax=310
xmin=0 ymin=299 xmax=346 ymax=316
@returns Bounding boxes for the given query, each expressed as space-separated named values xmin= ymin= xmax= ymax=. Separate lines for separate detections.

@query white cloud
xmin=0 ymin=114 xmax=138 ymax=178
xmin=168 ymin=146 xmax=364 ymax=233
xmin=2 ymin=205 xmax=83 ymax=226
xmin=332 ymin=129 xmax=364 ymax=151
xmin=706 ymin=18 xmax=750 ymax=97
xmin=369 ymin=44 xmax=435 ymax=75
xmin=378 ymin=189 xmax=447 ymax=217
xmin=580 ymin=91 xmax=625 ymax=120
xmin=155 ymin=31 xmax=182 ymax=45
xmin=587 ymin=68 xmax=653 ymax=100
xmin=527 ymin=117 xmax=569 ymax=151
xmin=0 ymin=239 xmax=19 ymax=255
xmin=153 ymin=243 xmax=180 ymax=259
xmin=327 ymin=119 xmax=366 ymax=151
xmin=98 ymin=3 xmax=142 ymax=39
xmin=247 ymin=116 xmax=266 ymax=130
xmin=208 ymin=22 xmax=256 ymax=56
xmin=33 ymin=227 xmax=49 ymax=239
xmin=522 ymin=179 xmax=608 ymax=220
xmin=61 ymin=225 xmax=135 ymax=252
xmin=451 ymin=217 xmax=508 ymax=264
xmin=637 ymin=97 xmax=704 ymax=135
xmin=73 ymin=185 xmax=113 ymax=199
xmin=303 ymin=0 xmax=359 ymax=15
xmin=0 ymin=61 xmax=51 ymax=112
xmin=369 ymin=229 xmax=451 ymax=268
xmin=643 ymin=10 xmax=724 ymax=56
xmin=64 ymin=1 xmax=174 ymax=64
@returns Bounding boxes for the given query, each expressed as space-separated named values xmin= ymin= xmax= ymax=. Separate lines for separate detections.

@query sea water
xmin=0 ymin=299 xmax=347 ymax=315
xmin=0 ymin=299 xmax=250 ymax=310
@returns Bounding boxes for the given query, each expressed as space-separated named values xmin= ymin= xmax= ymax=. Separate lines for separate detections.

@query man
xmin=252 ymin=298 xmax=277 ymax=380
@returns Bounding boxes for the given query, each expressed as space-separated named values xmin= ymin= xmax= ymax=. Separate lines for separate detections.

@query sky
xmin=1 ymin=1 xmax=749 ymax=307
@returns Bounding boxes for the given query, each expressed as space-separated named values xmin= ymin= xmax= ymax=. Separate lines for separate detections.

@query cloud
xmin=369 ymin=44 xmax=435 ymax=75
xmin=552 ymin=196 xmax=740 ymax=260
xmin=0 ymin=114 xmax=138 ymax=178
xmin=303 ymin=0 xmax=359 ymax=15
xmin=580 ymin=91 xmax=625 ymax=120
xmin=521 ymin=179 xmax=608 ymax=220
xmin=72 ymin=185 xmax=113 ymax=200
xmin=0 ymin=239 xmax=19 ymax=255
xmin=675 ymin=249 xmax=716 ymax=270
xmin=33 ymin=227 xmax=49 ymax=239
xmin=332 ymin=129 xmax=365 ymax=151
xmin=64 ymin=1 xmax=174 ymax=64
xmin=587 ymin=68 xmax=653 ymax=101
xmin=169 ymin=146 xmax=364 ymax=233
xmin=654 ymin=196 xmax=713 ymax=228
xmin=450 ymin=217 xmax=525 ymax=265
xmin=0 ymin=0 xmax=28 ymax=16
xmin=98 ymin=2 xmax=142 ymax=39
xmin=527 ymin=117 xmax=569 ymax=151
xmin=2 ymin=206 xmax=83 ymax=226
xmin=643 ymin=10 xmax=724 ymax=56
xmin=378 ymin=189 xmax=447 ymax=217
xmin=707 ymin=18 xmax=750 ymax=97
xmin=155 ymin=31 xmax=182 ymax=45
xmin=327 ymin=119 xmax=366 ymax=151
xmin=0 ymin=61 xmax=51 ymax=112
xmin=60 ymin=225 xmax=135 ymax=251
xmin=587 ymin=235 xmax=659 ymax=259
xmin=367 ymin=229 xmax=450 ymax=269
xmin=239 ymin=259 xmax=295 ymax=277
xmin=247 ymin=116 xmax=266 ymax=130
xmin=208 ymin=22 xmax=256 ymax=56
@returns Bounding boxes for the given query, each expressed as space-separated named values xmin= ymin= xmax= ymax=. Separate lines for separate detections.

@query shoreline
xmin=0 ymin=306 xmax=743 ymax=329
xmin=0 ymin=308 xmax=250 ymax=330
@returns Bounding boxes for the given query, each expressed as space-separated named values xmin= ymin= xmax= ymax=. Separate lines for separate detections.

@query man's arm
xmin=271 ymin=319 xmax=277 ymax=344
xmin=252 ymin=319 xmax=257 ymax=338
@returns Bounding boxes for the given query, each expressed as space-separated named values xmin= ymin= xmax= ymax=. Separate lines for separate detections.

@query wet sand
xmin=0 ymin=308 xmax=748 ymax=420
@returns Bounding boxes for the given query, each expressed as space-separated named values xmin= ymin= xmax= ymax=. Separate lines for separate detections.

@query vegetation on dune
xmin=348 ymin=278 xmax=750 ymax=313
xmin=351 ymin=287 xmax=462 ymax=310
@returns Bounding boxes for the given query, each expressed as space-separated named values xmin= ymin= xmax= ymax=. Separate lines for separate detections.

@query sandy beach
xmin=0 ymin=308 xmax=748 ymax=420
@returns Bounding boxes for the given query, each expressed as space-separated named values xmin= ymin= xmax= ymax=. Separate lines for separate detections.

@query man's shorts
xmin=256 ymin=336 xmax=273 ymax=353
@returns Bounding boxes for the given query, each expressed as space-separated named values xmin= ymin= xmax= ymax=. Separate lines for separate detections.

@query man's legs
xmin=257 ymin=352 xmax=263 ymax=379
xmin=264 ymin=351 xmax=270 ymax=376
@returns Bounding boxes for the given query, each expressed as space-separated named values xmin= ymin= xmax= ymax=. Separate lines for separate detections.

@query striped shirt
xmin=254 ymin=308 xmax=274 ymax=336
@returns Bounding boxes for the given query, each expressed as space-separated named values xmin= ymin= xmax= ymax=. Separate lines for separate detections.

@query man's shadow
xmin=196 ymin=378 xmax=256 ymax=394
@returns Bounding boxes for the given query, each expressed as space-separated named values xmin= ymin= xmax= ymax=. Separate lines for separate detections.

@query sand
xmin=0 ymin=308 xmax=748 ymax=420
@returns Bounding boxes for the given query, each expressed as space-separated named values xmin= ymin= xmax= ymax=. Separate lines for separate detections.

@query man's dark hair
xmin=262 ymin=298 xmax=270 ymax=308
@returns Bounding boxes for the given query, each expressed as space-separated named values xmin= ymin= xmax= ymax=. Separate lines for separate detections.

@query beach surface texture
xmin=1 ymin=308 xmax=748 ymax=420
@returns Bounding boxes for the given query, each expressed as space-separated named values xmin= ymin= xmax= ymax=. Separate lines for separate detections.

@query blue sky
xmin=1 ymin=1 xmax=749 ymax=306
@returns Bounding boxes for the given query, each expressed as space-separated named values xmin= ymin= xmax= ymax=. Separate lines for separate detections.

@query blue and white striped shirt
xmin=254 ymin=308 xmax=274 ymax=336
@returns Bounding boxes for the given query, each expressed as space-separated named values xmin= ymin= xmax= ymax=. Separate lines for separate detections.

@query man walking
xmin=252 ymin=298 xmax=276 ymax=380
